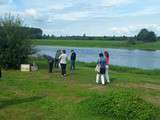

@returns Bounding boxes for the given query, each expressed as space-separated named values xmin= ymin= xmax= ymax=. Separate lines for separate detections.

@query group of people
xmin=46 ymin=48 xmax=110 ymax=85
xmin=96 ymin=50 xmax=110 ymax=85
xmin=47 ymin=49 xmax=76 ymax=78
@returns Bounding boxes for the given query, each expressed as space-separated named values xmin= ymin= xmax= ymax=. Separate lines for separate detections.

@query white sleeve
xmin=59 ymin=54 xmax=62 ymax=59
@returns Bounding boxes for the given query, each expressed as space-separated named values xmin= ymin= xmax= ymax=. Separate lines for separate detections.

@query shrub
xmin=0 ymin=14 xmax=35 ymax=69
xmin=137 ymin=29 xmax=157 ymax=42
xmin=81 ymin=91 xmax=157 ymax=120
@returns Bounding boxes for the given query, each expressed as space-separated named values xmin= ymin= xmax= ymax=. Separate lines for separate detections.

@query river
xmin=36 ymin=45 xmax=160 ymax=70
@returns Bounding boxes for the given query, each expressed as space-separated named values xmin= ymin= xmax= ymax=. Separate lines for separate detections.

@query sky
xmin=0 ymin=0 xmax=160 ymax=36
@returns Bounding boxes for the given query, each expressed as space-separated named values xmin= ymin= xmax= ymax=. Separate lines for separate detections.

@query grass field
xmin=0 ymin=60 xmax=160 ymax=120
xmin=33 ymin=39 xmax=160 ymax=50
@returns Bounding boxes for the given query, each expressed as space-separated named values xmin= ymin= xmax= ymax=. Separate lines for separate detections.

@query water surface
xmin=36 ymin=45 xmax=160 ymax=70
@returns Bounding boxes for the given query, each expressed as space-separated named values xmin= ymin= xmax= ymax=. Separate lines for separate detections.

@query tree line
xmin=42 ymin=35 xmax=135 ymax=41
xmin=42 ymin=29 xmax=158 ymax=42
xmin=25 ymin=27 xmax=43 ymax=39
xmin=0 ymin=26 xmax=42 ymax=39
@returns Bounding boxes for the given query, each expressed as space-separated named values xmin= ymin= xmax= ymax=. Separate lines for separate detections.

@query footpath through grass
xmin=33 ymin=39 xmax=160 ymax=50
xmin=0 ymin=61 xmax=160 ymax=120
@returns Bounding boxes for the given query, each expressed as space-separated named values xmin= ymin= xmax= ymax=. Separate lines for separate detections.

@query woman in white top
xmin=59 ymin=49 xmax=68 ymax=77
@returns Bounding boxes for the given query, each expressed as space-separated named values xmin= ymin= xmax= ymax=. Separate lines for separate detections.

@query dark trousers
xmin=70 ymin=60 xmax=75 ymax=72
xmin=60 ymin=64 xmax=66 ymax=76
xmin=48 ymin=62 xmax=53 ymax=73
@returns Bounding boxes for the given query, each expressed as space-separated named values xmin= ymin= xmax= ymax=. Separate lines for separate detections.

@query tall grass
xmin=80 ymin=90 xmax=158 ymax=120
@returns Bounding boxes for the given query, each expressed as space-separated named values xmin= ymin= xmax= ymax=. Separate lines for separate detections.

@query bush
xmin=81 ymin=91 xmax=157 ymax=120
xmin=0 ymin=14 xmax=35 ymax=69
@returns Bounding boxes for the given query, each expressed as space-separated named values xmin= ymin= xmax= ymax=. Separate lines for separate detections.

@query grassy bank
xmin=33 ymin=39 xmax=160 ymax=50
xmin=0 ymin=60 xmax=160 ymax=120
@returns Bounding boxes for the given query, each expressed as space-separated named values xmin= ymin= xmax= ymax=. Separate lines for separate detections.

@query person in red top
xmin=104 ymin=50 xmax=110 ymax=83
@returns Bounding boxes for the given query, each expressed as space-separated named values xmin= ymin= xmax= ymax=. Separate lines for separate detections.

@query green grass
xmin=0 ymin=60 xmax=160 ymax=120
xmin=33 ymin=39 xmax=160 ymax=50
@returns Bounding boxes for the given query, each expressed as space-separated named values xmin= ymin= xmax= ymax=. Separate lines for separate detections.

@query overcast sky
xmin=0 ymin=0 xmax=160 ymax=36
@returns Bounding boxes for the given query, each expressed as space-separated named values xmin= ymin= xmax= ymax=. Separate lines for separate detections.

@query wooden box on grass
xmin=21 ymin=64 xmax=30 ymax=72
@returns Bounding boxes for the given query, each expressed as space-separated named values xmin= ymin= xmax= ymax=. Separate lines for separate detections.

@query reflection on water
xmin=36 ymin=45 xmax=160 ymax=70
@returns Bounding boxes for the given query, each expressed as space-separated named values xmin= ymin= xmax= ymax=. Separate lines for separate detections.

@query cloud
xmin=102 ymin=0 xmax=133 ymax=7
xmin=113 ymin=7 xmax=160 ymax=18
xmin=0 ymin=0 xmax=12 ymax=5
xmin=24 ymin=8 xmax=38 ymax=18
xmin=130 ymin=7 xmax=160 ymax=16
xmin=48 ymin=3 xmax=73 ymax=11
xmin=0 ymin=0 xmax=8 ymax=5
xmin=47 ymin=11 xmax=90 ymax=21
xmin=111 ymin=24 xmax=160 ymax=36
xmin=0 ymin=0 xmax=160 ymax=36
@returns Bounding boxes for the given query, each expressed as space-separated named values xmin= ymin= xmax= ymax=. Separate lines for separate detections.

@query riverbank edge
xmin=77 ymin=61 xmax=160 ymax=73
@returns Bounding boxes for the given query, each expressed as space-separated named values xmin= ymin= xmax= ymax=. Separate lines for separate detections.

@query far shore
xmin=32 ymin=39 xmax=160 ymax=51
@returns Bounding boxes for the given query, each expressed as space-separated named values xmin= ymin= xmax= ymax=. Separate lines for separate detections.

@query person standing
xmin=59 ymin=50 xmax=68 ymax=78
xmin=47 ymin=56 xmax=54 ymax=73
xmin=43 ymin=55 xmax=54 ymax=73
xmin=70 ymin=50 xmax=76 ymax=73
xmin=55 ymin=49 xmax=61 ymax=68
xmin=104 ymin=50 xmax=110 ymax=83
xmin=96 ymin=53 xmax=106 ymax=85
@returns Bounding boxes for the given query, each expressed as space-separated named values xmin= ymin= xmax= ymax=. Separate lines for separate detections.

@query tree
xmin=137 ymin=28 xmax=157 ymax=42
xmin=147 ymin=31 xmax=157 ymax=42
xmin=0 ymin=14 xmax=35 ymax=69
xmin=83 ymin=33 xmax=86 ymax=37
xmin=28 ymin=27 xmax=43 ymax=39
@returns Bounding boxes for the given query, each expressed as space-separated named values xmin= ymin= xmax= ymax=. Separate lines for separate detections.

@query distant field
xmin=33 ymin=39 xmax=126 ymax=48
xmin=33 ymin=39 xmax=160 ymax=50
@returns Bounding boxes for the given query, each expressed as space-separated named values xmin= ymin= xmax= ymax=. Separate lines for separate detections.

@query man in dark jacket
xmin=48 ymin=56 xmax=54 ymax=73
xmin=70 ymin=50 xmax=76 ymax=73
xmin=44 ymin=55 xmax=54 ymax=73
